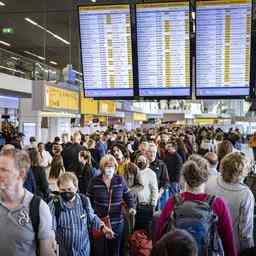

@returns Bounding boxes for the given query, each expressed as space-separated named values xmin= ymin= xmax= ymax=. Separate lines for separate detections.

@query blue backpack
xmin=165 ymin=194 xmax=224 ymax=256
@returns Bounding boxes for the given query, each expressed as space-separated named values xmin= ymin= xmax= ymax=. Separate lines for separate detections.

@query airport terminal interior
xmin=1 ymin=0 xmax=256 ymax=255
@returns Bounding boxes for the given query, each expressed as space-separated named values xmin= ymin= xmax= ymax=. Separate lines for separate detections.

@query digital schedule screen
xmin=136 ymin=2 xmax=191 ymax=97
xmin=196 ymin=0 xmax=252 ymax=98
xmin=79 ymin=5 xmax=134 ymax=98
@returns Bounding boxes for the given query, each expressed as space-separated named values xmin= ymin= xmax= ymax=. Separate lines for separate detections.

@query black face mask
xmin=60 ymin=192 xmax=75 ymax=202
xmin=137 ymin=161 xmax=147 ymax=170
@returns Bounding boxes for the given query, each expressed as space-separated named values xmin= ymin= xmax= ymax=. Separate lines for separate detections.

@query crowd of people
xmin=0 ymin=125 xmax=255 ymax=256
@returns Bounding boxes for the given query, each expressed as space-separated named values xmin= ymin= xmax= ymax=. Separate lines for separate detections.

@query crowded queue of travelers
xmin=0 ymin=125 xmax=255 ymax=256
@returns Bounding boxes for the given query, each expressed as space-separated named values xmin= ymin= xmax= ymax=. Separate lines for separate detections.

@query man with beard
xmin=0 ymin=149 xmax=57 ymax=256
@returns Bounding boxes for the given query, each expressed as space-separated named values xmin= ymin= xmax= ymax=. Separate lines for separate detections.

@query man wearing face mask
xmin=49 ymin=172 xmax=114 ymax=256
xmin=135 ymin=154 xmax=158 ymax=235
xmin=87 ymin=154 xmax=136 ymax=256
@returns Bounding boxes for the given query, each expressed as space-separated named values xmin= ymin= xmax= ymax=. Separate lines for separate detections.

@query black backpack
xmin=164 ymin=194 xmax=224 ymax=256
xmin=29 ymin=195 xmax=41 ymax=255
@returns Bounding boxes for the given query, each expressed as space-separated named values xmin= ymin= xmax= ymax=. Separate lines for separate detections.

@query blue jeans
xmin=93 ymin=222 xmax=124 ymax=256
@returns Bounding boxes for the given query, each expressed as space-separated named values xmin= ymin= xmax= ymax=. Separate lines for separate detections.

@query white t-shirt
xmin=137 ymin=167 xmax=159 ymax=207
xmin=39 ymin=150 xmax=53 ymax=168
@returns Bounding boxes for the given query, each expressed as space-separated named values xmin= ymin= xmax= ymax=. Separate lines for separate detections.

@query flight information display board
xmin=79 ymin=5 xmax=134 ymax=98
xmin=136 ymin=2 xmax=191 ymax=97
xmin=196 ymin=0 xmax=252 ymax=98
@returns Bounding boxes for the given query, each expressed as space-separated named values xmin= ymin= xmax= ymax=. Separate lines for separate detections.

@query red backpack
xmin=129 ymin=230 xmax=152 ymax=256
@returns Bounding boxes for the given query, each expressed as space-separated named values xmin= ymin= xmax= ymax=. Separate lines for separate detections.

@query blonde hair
xmin=220 ymin=152 xmax=245 ymax=183
xmin=73 ymin=132 xmax=81 ymax=143
xmin=99 ymin=154 xmax=118 ymax=172
xmin=57 ymin=172 xmax=78 ymax=188
xmin=80 ymin=150 xmax=92 ymax=166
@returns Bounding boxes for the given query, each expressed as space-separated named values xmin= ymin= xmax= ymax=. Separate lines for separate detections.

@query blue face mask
xmin=105 ymin=167 xmax=115 ymax=178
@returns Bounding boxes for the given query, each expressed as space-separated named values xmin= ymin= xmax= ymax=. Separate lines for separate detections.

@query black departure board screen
xmin=136 ymin=2 xmax=191 ymax=97
xmin=196 ymin=0 xmax=252 ymax=97
xmin=79 ymin=5 xmax=134 ymax=98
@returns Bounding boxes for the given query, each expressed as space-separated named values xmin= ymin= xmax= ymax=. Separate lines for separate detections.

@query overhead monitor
xmin=196 ymin=0 xmax=252 ymax=98
xmin=79 ymin=5 xmax=134 ymax=98
xmin=136 ymin=2 xmax=191 ymax=98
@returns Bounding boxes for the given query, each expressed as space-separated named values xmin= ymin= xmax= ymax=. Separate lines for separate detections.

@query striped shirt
xmin=87 ymin=174 xmax=135 ymax=225
xmin=49 ymin=194 xmax=101 ymax=256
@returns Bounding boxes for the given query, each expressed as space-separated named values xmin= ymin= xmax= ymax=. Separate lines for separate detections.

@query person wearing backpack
xmin=48 ymin=172 xmax=114 ymax=256
xmin=0 ymin=149 xmax=57 ymax=256
xmin=156 ymin=154 xmax=237 ymax=256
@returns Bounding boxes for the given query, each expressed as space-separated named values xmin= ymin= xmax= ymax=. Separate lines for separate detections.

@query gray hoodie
xmin=206 ymin=175 xmax=255 ymax=253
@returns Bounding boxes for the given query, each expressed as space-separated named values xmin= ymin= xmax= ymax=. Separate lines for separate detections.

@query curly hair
xmin=220 ymin=152 xmax=246 ymax=183
xmin=182 ymin=154 xmax=209 ymax=188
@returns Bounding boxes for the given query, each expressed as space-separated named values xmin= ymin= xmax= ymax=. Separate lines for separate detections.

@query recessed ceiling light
xmin=50 ymin=61 xmax=58 ymax=65
xmin=0 ymin=65 xmax=25 ymax=74
xmin=24 ymin=50 xmax=45 ymax=60
xmin=91 ymin=0 xmax=96 ymax=2
xmin=0 ymin=40 xmax=10 ymax=47
xmin=25 ymin=17 xmax=70 ymax=45
xmin=0 ymin=1 xmax=6 ymax=6
xmin=11 ymin=56 xmax=19 ymax=61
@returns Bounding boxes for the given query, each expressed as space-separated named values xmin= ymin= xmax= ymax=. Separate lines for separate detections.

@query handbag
xmin=92 ymin=189 xmax=112 ymax=239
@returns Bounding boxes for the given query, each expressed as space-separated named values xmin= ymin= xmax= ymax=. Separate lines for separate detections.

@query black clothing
xmin=88 ymin=148 xmax=99 ymax=169
xmin=45 ymin=142 xmax=53 ymax=156
xmin=177 ymin=149 xmax=187 ymax=163
xmin=76 ymin=163 xmax=99 ymax=195
xmin=149 ymin=159 xmax=169 ymax=189
xmin=31 ymin=166 xmax=49 ymax=201
xmin=62 ymin=143 xmax=83 ymax=171
xmin=163 ymin=152 xmax=183 ymax=183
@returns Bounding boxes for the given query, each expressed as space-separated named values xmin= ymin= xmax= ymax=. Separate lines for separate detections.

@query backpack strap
xmin=79 ymin=194 xmax=94 ymax=252
xmin=80 ymin=194 xmax=91 ymax=226
xmin=29 ymin=195 xmax=41 ymax=254
xmin=173 ymin=193 xmax=183 ymax=207
xmin=53 ymin=198 xmax=62 ymax=228
xmin=206 ymin=195 xmax=216 ymax=207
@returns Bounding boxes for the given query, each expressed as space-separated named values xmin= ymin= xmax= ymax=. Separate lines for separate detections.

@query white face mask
xmin=104 ymin=167 xmax=115 ymax=178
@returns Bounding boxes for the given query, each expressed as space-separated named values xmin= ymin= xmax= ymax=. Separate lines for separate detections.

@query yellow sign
xmin=45 ymin=86 xmax=79 ymax=111
xmin=99 ymin=100 xmax=116 ymax=114
xmin=133 ymin=113 xmax=147 ymax=121
xmin=195 ymin=118 xmax=217 ymax=125
xmin=80 ymin=96 xmax=98 ymax=115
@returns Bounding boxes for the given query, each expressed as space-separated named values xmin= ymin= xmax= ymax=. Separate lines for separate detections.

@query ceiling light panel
xmin=25 ymin=17 xmax=70 ymax=45
xmin=24 ymin=50 xmax=45 ymax=60
xmin=50 ymin=61 xmax=58 ymax=65
xmin=0 ymin=40 xmax=10 ymax=46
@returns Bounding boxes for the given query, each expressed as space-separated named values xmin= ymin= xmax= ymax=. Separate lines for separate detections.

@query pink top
xmin=155 ymin=192 xmax=237 ymax=256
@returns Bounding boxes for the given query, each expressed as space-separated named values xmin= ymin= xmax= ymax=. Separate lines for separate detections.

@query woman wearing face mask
xmin=135 ymin=154 xmax=158 ymax=235
xmin=87 ymin=154 xmax=136 ymax=256
xmin=49 ymin=172 xmax=114 ymax=256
